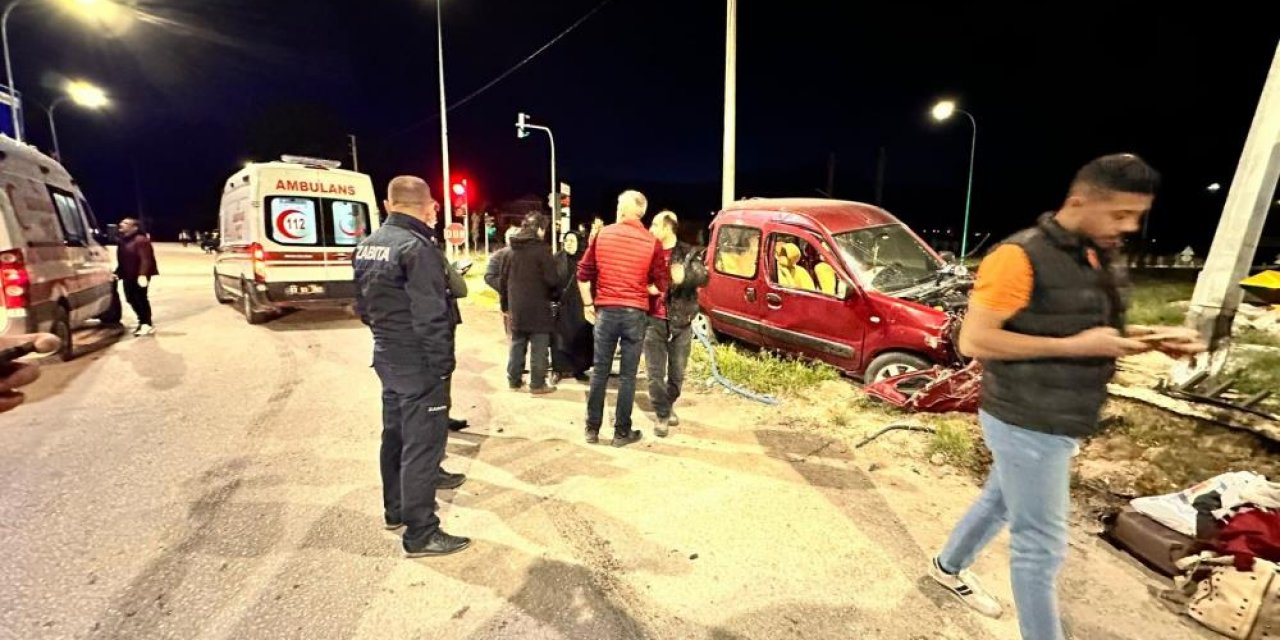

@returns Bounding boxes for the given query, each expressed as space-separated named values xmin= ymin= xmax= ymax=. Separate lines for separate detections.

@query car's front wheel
xmin=864 ymin=352 xmax=930 ymax=383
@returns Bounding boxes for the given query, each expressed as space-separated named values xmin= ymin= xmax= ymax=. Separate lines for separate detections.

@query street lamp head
xmin=1207 ymin=182 xmax=1222 ymax=193
xmin=931 ymin=99 xmax=956 ymax=122
xmin=57 ymin=0 xmax=131 ymax=35
xmin=66 ymin=80 xmax=108 ymax=109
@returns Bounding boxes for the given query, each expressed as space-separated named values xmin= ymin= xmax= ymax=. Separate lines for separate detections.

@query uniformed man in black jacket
xmin=354 ymin=176 xmax=470 ymax=558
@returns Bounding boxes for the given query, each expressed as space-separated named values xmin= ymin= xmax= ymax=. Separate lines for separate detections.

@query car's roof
xmin=722 ymin=198 xmax=902 ymax=234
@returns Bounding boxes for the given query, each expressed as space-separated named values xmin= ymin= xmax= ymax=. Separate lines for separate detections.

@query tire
xmin=52 ymin=304 xmax=74 ymax=362
xmin=241 ymin=282 xmax=271 ymax=325
xmin=690 ymin=310 xmax=718 ymax=344
xmin=214 ymin=271 xmax=233 ymax=304
xmin=864 ymin=352 xmax=930 ymax=383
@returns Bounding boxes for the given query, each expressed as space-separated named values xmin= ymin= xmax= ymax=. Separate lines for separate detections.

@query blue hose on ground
xmin=691 ymin=323 xmax=779 ymax=406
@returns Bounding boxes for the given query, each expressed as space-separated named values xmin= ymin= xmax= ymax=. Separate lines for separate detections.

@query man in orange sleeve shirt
xmin=925 ymin=155 xmax=1204 ymax=640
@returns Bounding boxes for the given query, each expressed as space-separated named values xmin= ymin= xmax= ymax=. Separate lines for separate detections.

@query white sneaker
xmin=928 ymin=556 xmax=1004 ymax=619
xmin=668 ymin=410 xmax=680 ymax=427
xmin=134 ymin=324 xmax=155 ymax=337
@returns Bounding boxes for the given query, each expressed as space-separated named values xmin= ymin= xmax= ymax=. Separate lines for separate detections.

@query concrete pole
xmin=720 ymin=0 xmax=736 ymax=208
xmin=2 ymin=0 xmax=25 ymax=142
xmin=1186 ymin=40 xmax=1280 ymax=348
xmin=348 ymin=134 xmax=359 ymax=172
xmin=436 ymin=0 xmax=454 ymax=260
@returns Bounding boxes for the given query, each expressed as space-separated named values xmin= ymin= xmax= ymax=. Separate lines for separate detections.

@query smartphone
xmin=0 ymin=342 xmax=37 ymax=364
xmin=1135 ymin=331 xmax=1195 ymax=344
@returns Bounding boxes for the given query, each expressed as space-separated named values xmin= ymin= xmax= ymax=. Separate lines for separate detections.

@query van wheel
xmin=241 ymin=282 xmax=270 ymax=325
xmin=52 ymin=304 xmax=74 ymax=362
xmin=214 ymin=272 xmax=233 ymax=304
xmin=865 ymin=352 xmax=930 ymax=384
xmin=691 ymin=311 xmax=718 ymax=344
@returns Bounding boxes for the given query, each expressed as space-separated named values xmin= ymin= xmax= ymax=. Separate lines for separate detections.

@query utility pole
xmin=720 ymin=0 xmax=737 ymax=208
xmin=874 ymin=146 xmax=887 ymax=206
xmin=515 ymin=112 xmax=559 ymax=253
xmin=435 ymin=0 xmax=454 ymax=259
xmin=348 ymin=134 xmax=359 ymax=172
xmin=1186 ymin=40 xmax=1280 ymax=349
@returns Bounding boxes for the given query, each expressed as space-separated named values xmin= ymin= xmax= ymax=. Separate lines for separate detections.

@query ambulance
xmin=213 ymin=156 xmax=379 ymax=324
xmin=0 ymin=135 xmax=115 ymax=360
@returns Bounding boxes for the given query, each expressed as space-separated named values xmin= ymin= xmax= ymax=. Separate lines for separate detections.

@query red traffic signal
xmin=452 ymin=182 xmax=467 ymax=196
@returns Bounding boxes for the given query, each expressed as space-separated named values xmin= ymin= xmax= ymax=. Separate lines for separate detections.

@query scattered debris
xmin=853 ymin=424 xmax=937 ymax=449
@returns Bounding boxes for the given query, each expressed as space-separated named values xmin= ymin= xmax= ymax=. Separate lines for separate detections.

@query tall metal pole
xmin=46 ymin=97 xmax=65 ymax=160
xmin=435 ymin=0 xmax=453 ymax=259
xmin=548 ymin=132 xmax=557 ymax=254
xmin=2 ymin=0 xmax=26 ymax=142
xmin=720 ymin=0 xmax=736 ymax=208
xmin=959 ymin=109 xmax=977 ymax=258
xmin=1187 ymin=41 xmax=1280 ymax=349
xmin=348 ymin=134 xmax=359 ymax=172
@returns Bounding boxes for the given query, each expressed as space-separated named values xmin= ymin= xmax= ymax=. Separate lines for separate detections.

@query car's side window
xmin=769 ymin=232 xmax=847 ymax=298
xmin=48 ymin=187 xmax=88 ymax=247
xmin=713 ymin=225 xmax=761 ymax=279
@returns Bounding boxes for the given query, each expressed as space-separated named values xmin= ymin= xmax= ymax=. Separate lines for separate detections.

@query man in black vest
xmin=926 ymin=155 xmax=1203 ymax=639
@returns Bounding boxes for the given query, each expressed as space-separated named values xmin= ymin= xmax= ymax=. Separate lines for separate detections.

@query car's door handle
xmin=765 ymin=293 xmax=782 ymax=309
xmin=744 ymin=287 xmax=756 ymax=303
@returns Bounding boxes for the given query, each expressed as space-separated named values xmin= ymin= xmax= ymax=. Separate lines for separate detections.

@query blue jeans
xmin=938 ymin=411 xmax=1077 ymax=640
xmin=585 ymin=307 xmax=647 ymax=435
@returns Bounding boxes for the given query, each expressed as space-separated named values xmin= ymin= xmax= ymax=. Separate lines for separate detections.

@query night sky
xmin=12 ymin=0 xmax=1280 ymax=253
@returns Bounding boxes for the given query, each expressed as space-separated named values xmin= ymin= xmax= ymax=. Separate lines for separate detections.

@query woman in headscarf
xmin=552 ymin=231 xmax=593 ymax=382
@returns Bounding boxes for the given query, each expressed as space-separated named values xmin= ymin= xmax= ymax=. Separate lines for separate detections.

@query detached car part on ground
xmin=696 ymin=198 xmax=970 ymax=383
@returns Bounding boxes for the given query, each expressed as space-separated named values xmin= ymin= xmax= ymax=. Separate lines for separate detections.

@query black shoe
xmin=585 ymin=428 xmax=599 ymax=444
xmin=403 ymin=530 xmax=472 ymax=557
xmin=612 ymin=430 xmax=643 ymax=448
xmin=436 ymin=471 xmax=466 ymax=490
xmin=530 ymin=385 xmax=557 ymax=396
xmin=574 ymin=372 xmax=591 ymax=382
xmin=509 ymin=380 xmax=524 ymax=390
xmin=448 ymin=417 xmax=469 ymax=432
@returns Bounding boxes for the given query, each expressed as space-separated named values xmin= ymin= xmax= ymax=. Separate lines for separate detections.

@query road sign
xmin=445 ymin=222 xmax=466 ymax=246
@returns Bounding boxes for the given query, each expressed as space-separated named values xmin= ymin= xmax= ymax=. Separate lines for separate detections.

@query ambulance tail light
xmin=0 ymin=249 xmax=30 ymax=310
xmin=249 ymin=243 xmax=267 ymax=282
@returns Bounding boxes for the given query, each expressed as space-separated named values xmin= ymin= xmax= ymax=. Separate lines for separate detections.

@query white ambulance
xmin=213 ymin=156 xmax=379 ymax=324
xmin=0 ymin=135 xmax=115 ymax=359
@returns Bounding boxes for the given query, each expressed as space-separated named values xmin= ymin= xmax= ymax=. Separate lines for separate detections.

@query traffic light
xmin=515 ymin=112 xmax=529 ymax=139
xmin=451 ymin=179 xmax=469 ymax=214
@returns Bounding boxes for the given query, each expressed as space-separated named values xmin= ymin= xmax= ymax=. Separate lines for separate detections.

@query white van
xmin=0 ymin=135 xmax=115 ymax=359
xmin=213 ymin=156 xmax=379 ymax=324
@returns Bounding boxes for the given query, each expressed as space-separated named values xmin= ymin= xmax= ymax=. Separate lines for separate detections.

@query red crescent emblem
xmin=275 ymin=209 xmax=305 ymax=240
xmin=339 ymin=217 xmax=358 ymax=236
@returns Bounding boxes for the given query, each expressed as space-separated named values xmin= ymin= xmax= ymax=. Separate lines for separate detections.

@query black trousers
xmin=375 ymin=362 xmax=450 ymax=542
xmin=508 ymin=331 xmax=550 ymax=389
xmin=121 ymin=279 xmax=152 ymax=325
xmin=643 ymin=317 xmax=693 ymax=419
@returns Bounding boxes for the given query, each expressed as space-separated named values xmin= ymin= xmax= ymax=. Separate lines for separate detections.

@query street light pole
xmin=2 ymin=0 xmax=27 ymax=142
xmin=45 ymin=96 xmax=66 ymax=159
xmin=435 ymin=0 xmax=453 ymax=259
xmin=515 ymin=112 xmax=559 ymax=254
xmin=959 ymin=109 xmax=976 ymax=258
xmin=721 ymin=0 xmax=737 ymax=208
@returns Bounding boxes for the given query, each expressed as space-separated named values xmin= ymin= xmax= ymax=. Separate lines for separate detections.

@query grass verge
xmin=926 ymin=419 xmax=978 ymax=468
xmin=688 ymin=340 xmax=840 ymax=397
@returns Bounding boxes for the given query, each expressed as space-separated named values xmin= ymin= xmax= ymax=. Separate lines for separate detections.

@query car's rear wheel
xmin=241 ymin=281 xmax=271 ymax=325
xmin=865 ymin=352 xmax=930 ymax=383
xmin=52 ymin=304 xmax=74 ymax=362
xmin=691 ymin=310 xmax=718 ymax=344
xmin=214 ymin=271 xmax=233 ymax=304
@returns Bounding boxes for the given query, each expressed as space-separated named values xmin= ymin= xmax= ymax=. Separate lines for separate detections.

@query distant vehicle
xmin=0 ymin=135 xmax=117 ymax=360
xmin=213 ymin=155 xmax=379 ymax=324
xmin=695 ymin=198 xmax=970 ymax=382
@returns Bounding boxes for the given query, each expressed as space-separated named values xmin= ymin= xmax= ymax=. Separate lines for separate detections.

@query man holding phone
xmin=925 ymin=154 xmax=1203 ymax=639
xmin=0 ymin=334 xmax=62 ymax=413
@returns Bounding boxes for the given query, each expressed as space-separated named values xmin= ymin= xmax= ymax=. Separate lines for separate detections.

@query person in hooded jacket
xmin=552 ymin=231 xmax=594 ymax=382
xmin=499 ymin=214 xmax=560 ymax=394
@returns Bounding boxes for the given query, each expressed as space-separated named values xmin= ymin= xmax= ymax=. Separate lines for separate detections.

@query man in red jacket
xmin=576 ymin=190 xmax=668 ymax=447
xmin=116 ymin=218 xmax=159 ymax=336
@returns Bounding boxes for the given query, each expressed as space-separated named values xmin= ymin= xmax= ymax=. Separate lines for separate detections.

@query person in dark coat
xmin=552 ymin=231 xmax=593 ymax=382
xmin=115 ymin=217 xmax=159 ymax=336
xmin=499 ymin=214 xmax=560 ymax=394
xmin=484 ymin=227 xmax=519 ymax=338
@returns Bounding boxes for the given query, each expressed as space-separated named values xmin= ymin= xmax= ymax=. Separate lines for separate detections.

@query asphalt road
xmin=1 ymin=245 xmax=1209 ymax=640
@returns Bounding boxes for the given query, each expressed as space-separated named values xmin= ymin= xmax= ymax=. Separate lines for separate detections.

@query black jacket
xmin=353 ymin=213 xmax=458 ymax=378
xmin=485 ymin=246 xmax=511 ymax=309
xmin=500 ymin=231 xmax=560 ymax=334
xmin=664 ymin=242 xmax=709 ymax=327
xmin=981 ymin=213 xmax=1128 ymax=438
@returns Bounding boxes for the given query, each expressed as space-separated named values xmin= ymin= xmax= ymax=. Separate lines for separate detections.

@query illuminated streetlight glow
xmin=931 ymin=99 xmax=956 ymax=122
xmin=65 ymin=79 xmax=107 ymax=108
xmin=1207 ymin=183 xmax=1222 ymax=193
